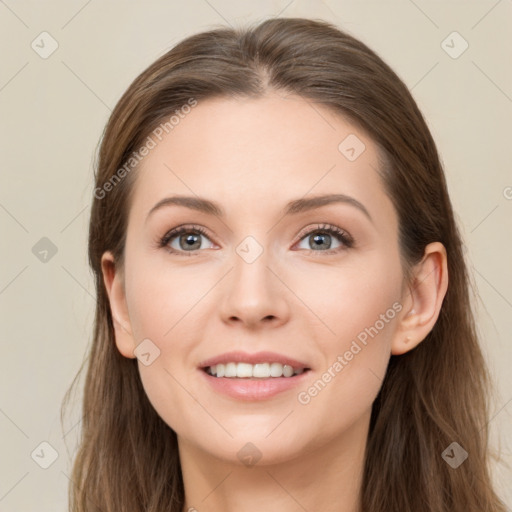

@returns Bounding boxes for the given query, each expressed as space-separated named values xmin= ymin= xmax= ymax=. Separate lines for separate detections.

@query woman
xmin=62 ymin=17 xmax=508 ymax=511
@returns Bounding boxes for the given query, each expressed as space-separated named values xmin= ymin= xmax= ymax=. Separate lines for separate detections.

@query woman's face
xmin=107 ymin=92 xmax=408 ymax=465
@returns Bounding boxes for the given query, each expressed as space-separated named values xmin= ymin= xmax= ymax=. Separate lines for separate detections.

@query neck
xmin=179 ymin=410 xmax=370 ymax=512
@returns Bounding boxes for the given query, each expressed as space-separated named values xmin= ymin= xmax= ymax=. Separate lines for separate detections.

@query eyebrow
xmin=145 ymin=193 xmax=373 ymax=223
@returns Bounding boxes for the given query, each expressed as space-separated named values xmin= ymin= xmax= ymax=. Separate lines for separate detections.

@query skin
xmin=101 ymin=92 xmax=448 ymax=512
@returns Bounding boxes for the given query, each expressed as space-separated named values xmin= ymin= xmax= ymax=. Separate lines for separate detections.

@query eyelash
xmin=158 ymin=223 xmax=354 ymax=257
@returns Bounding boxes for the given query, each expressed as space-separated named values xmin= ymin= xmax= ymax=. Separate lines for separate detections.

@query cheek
xmin=292 ymin=247 xmax=403 ymax=350
xmin=124 ymin=252 xmax=211 ymax=342
xmin=328 ymin=269 xmax=402 ymax=351
xmin=121 ymin=252 xmax=213 ymax=432
xmin=293 ymin=251 xmax=402 ymax=409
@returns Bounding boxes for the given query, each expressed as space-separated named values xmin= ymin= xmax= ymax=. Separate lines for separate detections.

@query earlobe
xmin=391 ymin=242 xmax=449 ymax=356
xmin=101 ymin=251 xmax=137 ymax=359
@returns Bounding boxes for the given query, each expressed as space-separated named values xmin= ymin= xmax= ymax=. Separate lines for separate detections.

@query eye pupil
xmin=311 ymin=233 xmax=331 ymax=250
xmin=181 ymin=233 xmax=201 ymax=249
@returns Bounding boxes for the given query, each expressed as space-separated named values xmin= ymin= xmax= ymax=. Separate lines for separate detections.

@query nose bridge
xmin=232 ymin=232 xmax=274 ymax=301
xmin=219 ymin=231 xmax=289 ymax=326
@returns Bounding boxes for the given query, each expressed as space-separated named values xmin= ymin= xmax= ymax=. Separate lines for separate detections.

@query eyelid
xmin=160 ymin=224 xmax=212 ymax=243
xmin=295 ymin=223 xmax=353 ymax=244
xmin=293 ymin=223 xmax=354 ymax=252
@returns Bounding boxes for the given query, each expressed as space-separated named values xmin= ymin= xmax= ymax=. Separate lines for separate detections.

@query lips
xmin=198 ymin=350 xmax=311 ymax=371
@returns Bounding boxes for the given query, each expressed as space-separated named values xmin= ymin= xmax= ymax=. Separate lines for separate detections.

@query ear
xmin=101 ymin=251 xmax=136 ymax=359
xmin=391 ymin=242 xmax=449 ymax=355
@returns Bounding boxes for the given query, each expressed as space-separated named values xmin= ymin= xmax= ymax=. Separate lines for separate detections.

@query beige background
xmin=0 ymin=1 xmax=511 ymax=510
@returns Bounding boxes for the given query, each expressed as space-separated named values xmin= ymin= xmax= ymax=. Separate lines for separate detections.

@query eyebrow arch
xmin=146 ymin=193 xmax=373 ymax=224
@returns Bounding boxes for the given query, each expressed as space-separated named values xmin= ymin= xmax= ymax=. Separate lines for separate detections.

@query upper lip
xmin=198 ymin=351 xmax=311 ymax=370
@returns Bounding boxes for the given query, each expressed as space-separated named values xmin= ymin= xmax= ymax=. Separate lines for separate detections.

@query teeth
xmin=206 ymin=362 xmax=306 ymax=378
xmin=236 ymin=363 xmax=253 ymax=378
xmin=225 ymin=362 xmax=237 ymax=377
xmin=270 ymin=362 xmax=284 ymax=377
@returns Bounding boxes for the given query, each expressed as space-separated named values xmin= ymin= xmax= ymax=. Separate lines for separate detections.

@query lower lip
xmin=199 ymin=368 xmax=311 ymax=401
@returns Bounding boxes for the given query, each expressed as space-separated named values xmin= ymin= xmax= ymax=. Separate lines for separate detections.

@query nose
xmin=218 ymin=243 xmax=291 ymax=329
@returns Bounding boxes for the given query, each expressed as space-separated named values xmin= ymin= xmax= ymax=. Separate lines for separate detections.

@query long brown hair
xmin=61 ymin=17 xmax=508 ymax=511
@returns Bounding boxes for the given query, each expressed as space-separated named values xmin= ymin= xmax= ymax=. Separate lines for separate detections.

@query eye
xmin=294 ymin=224 xmax=354 ymax=254
xmin=159 ymin=225 xmax=215 ymax=256
xmin=159 ymin=223 xmax=354 ymax=256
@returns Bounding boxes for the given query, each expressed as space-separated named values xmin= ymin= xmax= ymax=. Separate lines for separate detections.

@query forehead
xmin=128 ymin=93 xmax=394 ymax=227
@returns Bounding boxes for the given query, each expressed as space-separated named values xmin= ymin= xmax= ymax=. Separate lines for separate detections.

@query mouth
xmin=197 ymin=351 xmax=312 ymax=400
xmin=199 ymin=362 xmax=312 ymax=401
